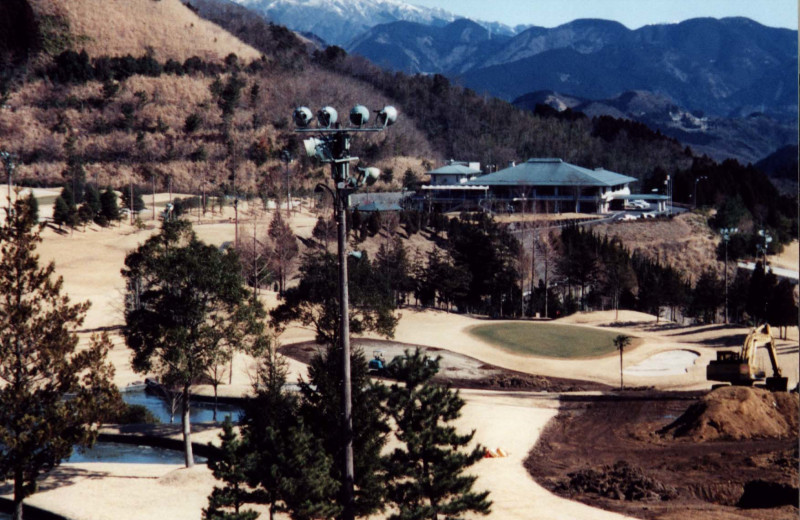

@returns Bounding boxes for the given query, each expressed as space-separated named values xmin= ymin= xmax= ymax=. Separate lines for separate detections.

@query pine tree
xmin=768 ymin=279 xmax=798 ymax=339
xmin=100 ymin=188 xmax=121 ymax=223
xmin=241 ymin=345 xmax=340 ymax=520
xmin=84 ymin=184 xmax=101 ymax=218
xmin=53 ymin=185 xmax=78 ymax=229
xmin=121 ymin=185 xmax=146 ymax=214
xmin=204 ymin=418 xmax=259 ymax=520
xmin=22 ymin=193 xmax=38 ymax=223
xmin=384 ymin=349 xmax=491 ymax=520
xmin=300 ymin=343 xmax=389 ymax=518
xmin=0 ymin=197 xmax=117 ymax=520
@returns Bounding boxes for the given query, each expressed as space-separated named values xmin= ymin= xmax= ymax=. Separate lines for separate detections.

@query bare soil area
xmin=280 ymin=339 xmax=609 ymax=392
xmin=527 ymin=388 xmax=799 ymax=520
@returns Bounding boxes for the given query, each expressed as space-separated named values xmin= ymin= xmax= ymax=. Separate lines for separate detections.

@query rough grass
xmin=467 ymin=322 xmax=625 ymax=358
xmin=30 ymin=0 xmax=261 ymax=62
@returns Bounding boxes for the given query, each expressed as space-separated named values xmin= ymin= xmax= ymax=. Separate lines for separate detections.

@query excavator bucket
xmin=765 ymin=377 xmax=788 ymax=392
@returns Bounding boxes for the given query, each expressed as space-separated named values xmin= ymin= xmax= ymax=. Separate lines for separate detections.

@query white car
xmin=631 ymin=200 xmax=650 ymax=209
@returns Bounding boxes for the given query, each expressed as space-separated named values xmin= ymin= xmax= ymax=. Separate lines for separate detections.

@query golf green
xmin=467 ymin=322 xmax=625 ymax=358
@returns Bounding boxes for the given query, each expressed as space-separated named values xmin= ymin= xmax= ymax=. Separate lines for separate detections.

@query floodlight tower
xmin=292 ymin=103 xmax=397 ymax=520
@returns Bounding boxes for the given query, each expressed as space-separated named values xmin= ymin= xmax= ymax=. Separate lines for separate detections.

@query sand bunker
xmin=623 ymin=350 xmax=699 ymax=377
xmin=660 ymin=386 xmax=799 ymax=441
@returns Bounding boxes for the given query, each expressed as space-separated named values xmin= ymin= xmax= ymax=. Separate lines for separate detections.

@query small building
xmin=427 ymin=160 xmax=482 ymax=186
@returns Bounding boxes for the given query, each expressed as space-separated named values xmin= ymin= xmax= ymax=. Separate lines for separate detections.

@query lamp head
xmin=303 ymin=137 xmax=332 ymax=162
xmin=293 ymin=106 xmax=313 ymax=128
xmin=361 ymin=166 xmax=380 ymax=186
xmin=317 ymin=106 xmax=338 ymax=128
xmin=349 ymin=105 xmax=370 ymax=127
xmin=375 ymin=105 xmax=398 ymax=127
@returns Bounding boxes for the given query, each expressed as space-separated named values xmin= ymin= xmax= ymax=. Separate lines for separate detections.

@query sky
xmin=409 ymin=0 xmax=798 ymax=30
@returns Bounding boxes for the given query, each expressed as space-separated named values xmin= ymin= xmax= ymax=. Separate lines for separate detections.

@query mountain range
xmin=228 ymin=0 xmax=795 ymax=164
xmin=350 ymin=16 xmax=797 ymax=120
xmin=229 ymin=0 xmax=522 ymax=46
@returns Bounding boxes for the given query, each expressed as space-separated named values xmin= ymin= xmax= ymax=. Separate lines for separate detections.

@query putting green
xmin=467 ymin=322 xmax=628 ymax=359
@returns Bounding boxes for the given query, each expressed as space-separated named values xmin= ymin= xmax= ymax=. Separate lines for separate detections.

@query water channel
xmin=67 ymin=442 xmax=206 ymax=464
xmin=61 ymin=390 xmax=245 ymax=465
xmin=121 ymin=389 xmax=244 ymax=425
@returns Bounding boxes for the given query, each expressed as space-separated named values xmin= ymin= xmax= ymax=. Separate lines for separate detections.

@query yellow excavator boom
xmin=707 ymin=323 xmax=786 ymax=391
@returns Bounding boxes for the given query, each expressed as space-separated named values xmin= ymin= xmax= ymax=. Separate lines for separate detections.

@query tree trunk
xmin=182 ymin=384 xmax=194 ymax=468
xmin=14 ymin=469 xmax=23 ymax=520
xmin=213 ymin=383 xmax=219 ymax=423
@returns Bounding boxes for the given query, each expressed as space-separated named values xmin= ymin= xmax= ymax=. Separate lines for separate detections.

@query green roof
xmin=465 ymin=159 xmax=637 ymax=187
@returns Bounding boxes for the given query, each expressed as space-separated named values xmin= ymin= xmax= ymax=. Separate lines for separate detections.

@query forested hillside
xmin=0 ymin=0 xmax=795 ymax=252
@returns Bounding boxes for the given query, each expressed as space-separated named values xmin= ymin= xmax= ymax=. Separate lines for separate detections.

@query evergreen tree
xmin=376 ymin=238 xmax=415 ymax=306
xmin=62 ymin=135 xmax=86 ymax=204
xmin=77 ymin=202 xmax=94 ymax=228
xmin=312 ymin=215 xmax=336 ymax=250
xmin=53 ymin=185 xmax=78 ymax=229
xmin=22 ymin=193 xmax=38 ymax=223
xmin=384 ymin=349 xmax=491 ymax=520
xmin=299 ymin=344 xmax=389 ymax=518
xmin=0 ymin=197 xmax=117 ymax=520
xmin=745 ymin=262 xmax=777 ymax=323
xmin=121 ymin=184 xmax=146 ymax=214
xmin=241 ymin=345 xmax=339 ymax=520
xmin=270 ymin=251 xmax=397 ymax=345
xmin=768 ymin=279 xmax=797 ymax=339
xmin=204 ymin=419 xmax=259 ymax=520
xmin=122 ymin=220 xmax=264 ymax=467
xmin=688 ymin=269 xmax=723 ymax=324
xmin=84 ymin=184 xmax=101 ymax=217
xmin=100 ymin=188 xmax=121 ymax=223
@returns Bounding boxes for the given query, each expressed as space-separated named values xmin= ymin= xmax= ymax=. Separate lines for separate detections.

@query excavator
xmin=706 ymin=323 xmax=788 ymax=391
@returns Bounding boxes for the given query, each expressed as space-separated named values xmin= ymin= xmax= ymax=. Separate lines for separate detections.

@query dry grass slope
xmin=29 ymin=0 xmax=261 ymax=62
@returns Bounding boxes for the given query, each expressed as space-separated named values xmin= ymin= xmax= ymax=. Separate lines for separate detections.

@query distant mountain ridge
xmin=351 ymin=17 xmax=797 ymax=117
xmin=347 ymin=15 xmax=797 ymax=163
xmin=514 ymin=90 xmax=796 ymax=165
xmin=228 ymin=0 xmax=522 ymax=46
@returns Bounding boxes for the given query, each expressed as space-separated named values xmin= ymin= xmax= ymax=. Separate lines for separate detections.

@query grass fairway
xmin=468 ymin=322 xmax=626 ymax=358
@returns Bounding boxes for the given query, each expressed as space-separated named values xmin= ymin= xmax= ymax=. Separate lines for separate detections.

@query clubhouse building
xmin=419 ymin=158 xmax=665 ymax=214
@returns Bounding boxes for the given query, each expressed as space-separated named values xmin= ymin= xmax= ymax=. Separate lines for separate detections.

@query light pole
xmin=757 ymin=228 xmax=773 ymax=266
xmin=693 ymin=176 xmax=707 ymax=209
xmin=281 ymin=149 xmax=293 ymax=218
xmin=1 ymin=151 xmax=15 ymax=209
xmin=293 ymin=104 xmax=397 ymax=520
xmin=720 ymin=227 xmax=737 ymax=324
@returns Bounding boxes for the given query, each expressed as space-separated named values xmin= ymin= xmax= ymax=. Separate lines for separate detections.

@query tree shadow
xmin=0 ymin=466 xmax=110 ymax=496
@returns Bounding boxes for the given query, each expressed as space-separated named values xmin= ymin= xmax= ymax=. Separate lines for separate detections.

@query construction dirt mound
xmin=660 ymin=386 xmax=799 ymax=441
xmin=556 ymin=461 xmax=677 ymax=502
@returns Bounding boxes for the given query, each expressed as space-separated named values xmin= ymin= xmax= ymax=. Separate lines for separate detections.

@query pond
xmin=122 ymin=389 xmax=244 ymax=425
xmin=67 ymin=442 xmax=206 ymax=465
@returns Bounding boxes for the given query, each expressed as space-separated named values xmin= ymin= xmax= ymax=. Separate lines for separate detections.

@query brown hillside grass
xmin=593 ymin=212 xmax=722 ymax=284
xmin=4 ymin=65 xmax=433 ymax=195
xmin=29 ymin=0 xmax=261 ymax=62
